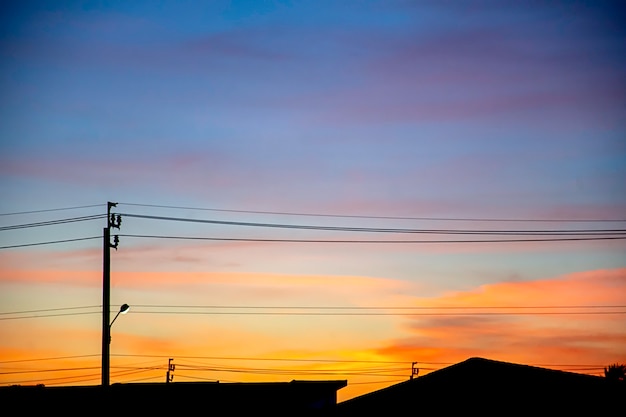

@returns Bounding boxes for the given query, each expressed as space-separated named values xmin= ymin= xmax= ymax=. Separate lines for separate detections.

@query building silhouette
xmin=1 ymin=379 xmax=347 ymax=416
xmin=3 ymin=357 xmax=624 ymax=415
xmin=336 ymin=357 xmax=624 ymax=415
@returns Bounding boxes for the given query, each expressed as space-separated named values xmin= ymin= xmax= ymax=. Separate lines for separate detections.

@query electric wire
xmin=349 ymin=378 xmax=406 ymax=385
xmin=121 ymin=374 xmax=168 ymax=383
xmin=0 ymin=367 xmax=101 ymax=375
xmin=175 ymin=363 xmax=415 ymax=376
xmin=4 ymin=371 xmax=101 ymax=385
xmin=1 ymin=363 xmax=165 ymax=386
xmin=0 ymin=305 xmax=101 ymax=316
xmin=0 ymin=204 xmax=103 ymax=217
xmin=129 ymin=310 xmax=626 ymax=316
xmin=0 ymin=354 xmax=100 ymax=365
xmin=127 ymin=303 xmax=626 ymax=316
xmin=0 ymin=236 xmax=101 ymax=249
xmin=121 ymin=233 xmax=626 ymax=244
xmin=132 ymin=304 xmax=626 ymax=310
xmin=110 ymin=354 xmax=438 ymax=365
xmin=0 ymin=214 xmax=107 ymax=231
xmin=6 ymin=353 xmax=606 ymax=371
xmin=4 ymin=367 xmax=157 ymax=386
xmin=0 ymin=311 xmax=101 ymax=321
xmin=2 ymin=208 xmax=625 ymax=250
xmin=178 ymin=362 xmax=409 ymax=373
xmin=118 ymin=202 xmax=626 ymax=223
xmin=6 ymin=304 xmax=620 ymax=317
xmin=108 ymin=367 xmax=164 ymax=380
xmin=173 ymin=365 xmax=408 ymax=378
xmin=4 ymin=305 xmax=620 ymax=322
xmin=173 ymin=373 xmax=220 ymax=382
xmin=2 ymin=353 xmax=608 ymax=385
xmin=5 ymin=308 xmax=623 ymax=321
xmin=2 ymin=204 xmax=623 ymax=383
xmin=117 ymin=213 xmax=626 ymax=235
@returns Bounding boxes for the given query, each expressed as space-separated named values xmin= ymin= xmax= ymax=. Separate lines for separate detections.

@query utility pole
xmin=411 ymin=362 xmax=419 ymax=380
xmin=166 ymin=358 xmax=175 ymax=383
xmin=102 ymin=202 xmax=121 ymax=386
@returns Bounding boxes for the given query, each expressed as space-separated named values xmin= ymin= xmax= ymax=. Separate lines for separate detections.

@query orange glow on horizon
xmin=1 ymin=267 xmax=625 ymax=402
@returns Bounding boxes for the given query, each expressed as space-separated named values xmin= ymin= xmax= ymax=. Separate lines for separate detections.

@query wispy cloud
xmin=0 ymin=267 xmax=414 ymax=303
xmin=372 ymin=268 xmax=626 ymax=366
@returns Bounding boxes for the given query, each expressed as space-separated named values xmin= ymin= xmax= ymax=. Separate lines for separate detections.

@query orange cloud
xmin=370 ymin=268 xmax=626 ymax=374
xmin=0 ymin=269 xmax=101 ymax=287
xmin=418 ymin=267 xmax=626 ymax=307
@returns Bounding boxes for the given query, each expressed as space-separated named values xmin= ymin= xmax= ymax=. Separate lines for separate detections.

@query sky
xmin=1 ymin=0 xmax=625 ymax=402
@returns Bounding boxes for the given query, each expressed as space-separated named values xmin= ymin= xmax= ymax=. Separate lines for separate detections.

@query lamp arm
xmin=110 ymin=310 xmax=121 ymax=328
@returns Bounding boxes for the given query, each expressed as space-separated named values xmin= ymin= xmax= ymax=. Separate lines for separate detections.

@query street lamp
xmin=103 ymin=303 xmax=130 ymax=386
xmin=110 ymin=303 xmax=130 ymax=328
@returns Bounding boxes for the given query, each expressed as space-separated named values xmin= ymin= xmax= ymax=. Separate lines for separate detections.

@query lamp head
xmin=120 ymin=304 xmax=130 ymax=314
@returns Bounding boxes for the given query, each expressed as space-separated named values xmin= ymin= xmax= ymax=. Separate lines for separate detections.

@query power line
xmin=178 ymin=362 xmax=409 ymax=373
xmin=118 ymin=202 xmax=626 ymax=223
xmin=6 ymin=304 xmax=619 ymax=317
xmin=6 ymin=308 xmax=623 ymax=321
xmin=129 ymin=310 xmax=626 ymax=316
xmin=0 ymin=236 xmax=101 ymax=250
xmin=132 ymin=304 xmax=626 ymax=310
xmin=111 ymin=354 xmax=430 ymax=365
xmin=3 ymin=354 xmax=608 ymax=386
xmin=0 ymin=366 xmax=101 ymax=375
xmin=117 ymin=213 xmax=626 ymax=235
xmin=3 ymin=372 xmax=102 ymax=386
xmin=173 ymin=373 xmax=220 ymax=382
xmin=348 ymin=378 xmax=406 ymax=385
xmin=108 ymin=368 xmax=168 ymax=385
xmin=176 ymin=362 xmax=415 ymax=375
xmin=0 ymin=214 xmax=106 ymax=232
xmin=174 ymin=364 xmax=409 ymax=378
xmin=2 ymin=367 xmax=156 ymax=386
xmin=4 ymin=352 xmax=610 ymax=372
xmin=121 ymin=233 xmax=626 ymax=244
xmin=170 ymin=363 xmax=602 ymax=380
xmin=111 ymin=354 xmax=611 ymax=369
xmin=0 ymin=204 xmax=103 ymax=217
xmin=0 ymin=306 xmax=101 ymax=316
xmin=0 ymin=311 xmax=101 ymax=321
xmin=0 ymin=354 xmax=100 ymax=365
xmin=121 ymin=374 xmax=167 ymax=383
xmin=7 ymin=304 xmax=619 ymax=320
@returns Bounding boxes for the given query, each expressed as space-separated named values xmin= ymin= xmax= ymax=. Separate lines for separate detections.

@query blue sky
xmin=1 ymin=1 xmax=625 ymax=216
xmin=0 ymin=0 xmax=625 ymax=399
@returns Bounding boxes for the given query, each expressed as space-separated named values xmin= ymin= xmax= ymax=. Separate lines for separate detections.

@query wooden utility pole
xmin=102 ymin=202 xmax=120 ymax=386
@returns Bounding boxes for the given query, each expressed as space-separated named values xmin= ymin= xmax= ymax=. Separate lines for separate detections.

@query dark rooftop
xmin=336 ymin=357 xmax=624 ymax=415
xmin=1 ymin=379 xmax=347 ymax=416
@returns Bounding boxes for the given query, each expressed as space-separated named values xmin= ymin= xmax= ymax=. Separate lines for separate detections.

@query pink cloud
xmin=0 ymin=269 xmax=101 ymax=287
xmin=0 ymin=267 xmax=414 ymax=302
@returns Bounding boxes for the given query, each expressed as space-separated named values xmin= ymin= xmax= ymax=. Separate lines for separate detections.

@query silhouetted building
xmin=336 ymin=357 xmax=624 ymax=415
xmin=4 ymin=359 xmax=624 ymax=415
xmin=1 ymin=379 xmax=347 ymax=416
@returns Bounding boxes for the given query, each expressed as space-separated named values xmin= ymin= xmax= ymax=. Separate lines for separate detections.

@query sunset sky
xmin=1 ymin=0 xmax=625 ymax=402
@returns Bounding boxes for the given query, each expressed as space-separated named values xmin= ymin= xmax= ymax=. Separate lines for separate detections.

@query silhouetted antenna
xmin=410 ymin=362 xmax=419 ymax=380
xmin=166 ymin=358 xmax=175 ymax=383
